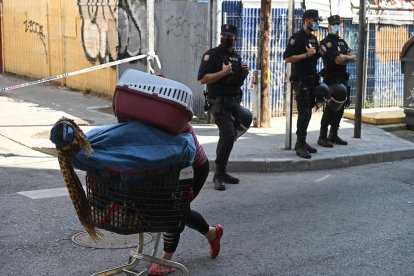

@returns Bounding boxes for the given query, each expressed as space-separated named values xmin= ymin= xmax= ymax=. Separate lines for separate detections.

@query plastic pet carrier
xmin=113 ymin=69 xmax=193 ymax=134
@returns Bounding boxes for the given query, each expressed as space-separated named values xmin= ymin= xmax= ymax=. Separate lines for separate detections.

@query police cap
xmin=302 ymin=9 xmax=322 ymax=21
xmin=221 ymin=24 xmax=237 ymax=36
xmin=328 ymin=15 xmax=341 ymax=25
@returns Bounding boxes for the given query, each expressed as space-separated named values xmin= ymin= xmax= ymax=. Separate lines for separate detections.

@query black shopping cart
xmin=86 ymin=165 xmax=193 ymax=276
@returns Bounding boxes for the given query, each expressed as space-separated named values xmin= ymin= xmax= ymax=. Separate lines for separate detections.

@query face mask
xmin=310 ymin=22 xmax=319 ymax=31
xmin=332 ymin=25 xmax=341 ymax=35
xmin=221 ymin=37 xmax=235 ymax=49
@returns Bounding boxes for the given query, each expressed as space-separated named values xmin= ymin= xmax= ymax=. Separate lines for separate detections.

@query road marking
xmin=17 ymin=186 xmax=85 ymax=199
xmin=314 ymin=175 xmax=331 ymax=183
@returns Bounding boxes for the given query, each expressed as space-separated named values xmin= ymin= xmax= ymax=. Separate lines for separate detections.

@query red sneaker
xmin=209 ymin=224 xmax=223 ymax=258
xmin=147 ymin=263 xmax=175 ymax=276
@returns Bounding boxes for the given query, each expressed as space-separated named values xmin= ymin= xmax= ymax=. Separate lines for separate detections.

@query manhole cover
xmin=72 ymin=230 xmax=152 ymax=249
xmin=31 ymin=130 xmax=50 ymax=139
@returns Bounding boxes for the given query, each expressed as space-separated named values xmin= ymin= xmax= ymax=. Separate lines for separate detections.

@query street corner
xmin=0 ymin=96 xmax=91 ymax=154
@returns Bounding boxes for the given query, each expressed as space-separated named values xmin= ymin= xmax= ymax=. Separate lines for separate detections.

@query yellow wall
xmin=61 ymin=0 xmax=116 ymax=95
xmin=2 ymin=0 xmax=116 ymax=96
xmin=3 ymin=1 xmax=50 ymax=77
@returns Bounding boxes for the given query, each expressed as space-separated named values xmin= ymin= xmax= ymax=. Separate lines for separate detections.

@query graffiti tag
xmin=164 ymin=15 xmax=208 ymax=65
xmin=23 ymin=20 xmax=47 ymax=57
xmin=24 ymin=20 xmax=45 ymax=39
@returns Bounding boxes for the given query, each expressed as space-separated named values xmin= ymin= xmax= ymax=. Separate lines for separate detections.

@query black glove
xmin=203 ymin=91 xmax=211 ymax=111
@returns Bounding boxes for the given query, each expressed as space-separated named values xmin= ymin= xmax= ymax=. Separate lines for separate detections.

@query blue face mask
xmin=332 ymin=25 xmax=341 ymax=35
xmin=310 ymin=22 xmax=319 ymax=31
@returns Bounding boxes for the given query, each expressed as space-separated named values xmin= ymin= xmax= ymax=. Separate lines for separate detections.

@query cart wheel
xmin=123 ymin=256 xmax=138 ymax=275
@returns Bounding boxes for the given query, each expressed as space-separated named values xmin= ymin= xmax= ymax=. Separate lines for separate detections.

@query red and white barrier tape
xmin=0 ymin=52 xmax=161 ymax=92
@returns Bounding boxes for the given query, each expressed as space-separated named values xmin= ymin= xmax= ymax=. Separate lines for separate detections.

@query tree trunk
xmin=258 ymin=0 xmax=271 ymax=127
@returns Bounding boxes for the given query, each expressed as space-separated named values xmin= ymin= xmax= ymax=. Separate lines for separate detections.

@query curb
xmin=376 ymin=123 xmax=407 ymax=132
xmin=212 ymin=148 xmax=414 ymax=173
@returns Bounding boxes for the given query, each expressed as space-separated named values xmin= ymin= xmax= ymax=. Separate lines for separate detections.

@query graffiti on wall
xmin=23 ymin=19 xmax=48 ymax=57
xmin=373 ymin=61 xmax=403 ymax=107
xmin=375 ymin=26 xmax=408 ymax=63
xmin=78 ymin=0 xmax=147 ymax=64
xmin=118 ymin=0 xmax=147 ymax=58
xmin=407 ymin=87 xmax=414 ymax=107
xmin=164 ymin=15 xmax=208 ymax=65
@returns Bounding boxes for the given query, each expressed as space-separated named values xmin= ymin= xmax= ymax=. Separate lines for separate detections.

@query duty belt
xmin=326 ymin=72 xmax=349 ymax=83
xmin=212 ymin=96 xmax=241 ymax=103
xmin=299 ymin=75 xmax=318 ymax=86
xmin=300 ymin=75 xmax=317 ymax=81
xmin=291 ymin=75 xmax=317 ymax=83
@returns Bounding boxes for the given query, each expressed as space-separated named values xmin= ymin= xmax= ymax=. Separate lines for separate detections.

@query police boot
xmin=305 ymin=143 xmax=317 ymax=153
xmin=213 ymin=166 xmax=226 ymax=191
xmin=318 ymin=128 xmax=334 ymax=148
xmin=223 ymin=172 xmax=239 ymax=184
xmin=294 ymin=142 xmax=311 ymax=159
xmin=329 ymin=128 xmax=348 ymax=145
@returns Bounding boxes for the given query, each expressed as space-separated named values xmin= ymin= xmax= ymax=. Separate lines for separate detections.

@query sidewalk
xmin=1 ymin=73 xmax=414 ymax=172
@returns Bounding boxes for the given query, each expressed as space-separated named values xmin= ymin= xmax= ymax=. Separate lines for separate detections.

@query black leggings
xmin=163 ymin=160 xmax=210 ymax=253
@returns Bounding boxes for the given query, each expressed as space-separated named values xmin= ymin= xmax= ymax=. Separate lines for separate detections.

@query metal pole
xmin=146 ymin=0 xmax=155 ymax=73
xmin=285 ymin=0 xmax=295 ymax=149
xmin=354 ymin=0 xmax=366 ymax=138
xmin=363 ymin=20 xmax=370 ymax=108
xmin=216 ymin=0 xmax=223 ymax=45
xmin=204 ymin=0 xmax=222 ymax=123
xmin=253 ymin=69 xmax=262 ymax=127
xmin=59 ymin=0 xmax=64 ymax=85
xmin=209 ymin=0 xmax=213 ymax=49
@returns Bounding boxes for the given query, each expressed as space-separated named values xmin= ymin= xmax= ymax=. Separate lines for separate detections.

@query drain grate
xmin=72 ymin=230 xmax=152 ymax=249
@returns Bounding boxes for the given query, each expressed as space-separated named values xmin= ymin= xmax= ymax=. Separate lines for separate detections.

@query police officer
xmin=283 ymin=9 xmax=327 ymax=159
xmin=198 ymin=24 xmax=252 ymax=191
xmin=318 ymin=15 xmax=355 ymax=147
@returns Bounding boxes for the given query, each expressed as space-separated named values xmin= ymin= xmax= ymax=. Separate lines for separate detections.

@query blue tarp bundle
xmin=50 ymin=121 xmax=196 ymax=177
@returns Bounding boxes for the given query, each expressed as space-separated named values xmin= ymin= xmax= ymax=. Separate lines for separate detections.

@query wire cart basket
xmin=87 ymin=165 xmax=193 ymax=276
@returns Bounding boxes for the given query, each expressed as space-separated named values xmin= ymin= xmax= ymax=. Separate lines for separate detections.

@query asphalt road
xmin=1 ymin=74 xmax=413 ymax=275
xmin=1 ymin=136 xmax=413 ymax=276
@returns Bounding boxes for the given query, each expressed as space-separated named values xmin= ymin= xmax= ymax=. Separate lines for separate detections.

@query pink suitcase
xmin=113 ymin=69 xmax=193 ymax=134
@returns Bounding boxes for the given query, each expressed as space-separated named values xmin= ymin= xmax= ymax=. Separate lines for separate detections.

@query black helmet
xmin=327 ymin=83 xmax=348 ymax=111
xmin=313 ymin=83 xmax=329 ymax=108
xmin=329 ymin=83 xmax=347 ymax=101
xmin=233 ymin=106 xmax=252 ymax=140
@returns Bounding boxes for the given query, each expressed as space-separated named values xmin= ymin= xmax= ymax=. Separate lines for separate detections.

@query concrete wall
xmin=154 ymin=1 xmax=209 ymax=117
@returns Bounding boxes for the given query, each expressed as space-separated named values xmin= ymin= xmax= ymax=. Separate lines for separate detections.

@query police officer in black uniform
xmin=198 ymin=24 xmax=252 ymax=191
xmin=283 ymin=9 xmax=327 ymax=159
xmin=317 ymin=15 xmax=355 ymax=147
